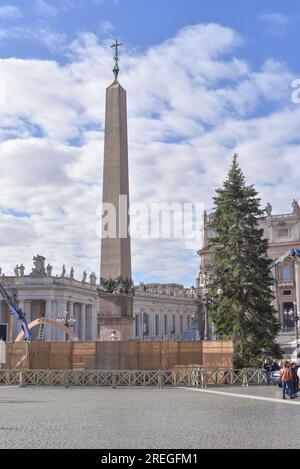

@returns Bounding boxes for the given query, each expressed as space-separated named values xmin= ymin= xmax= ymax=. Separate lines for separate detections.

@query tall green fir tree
xmin=208 ymin=154 xmax=281 ymax=367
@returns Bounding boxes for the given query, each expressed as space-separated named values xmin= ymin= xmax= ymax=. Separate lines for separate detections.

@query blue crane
xmin=0 ymin=283 xmax=31 ymax=341
xmin=270 ymin=249 xmax=300 ymax=269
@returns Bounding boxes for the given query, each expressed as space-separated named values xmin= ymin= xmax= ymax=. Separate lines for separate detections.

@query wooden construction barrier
xmin=2 ymin=340 xmax=233 ymax=371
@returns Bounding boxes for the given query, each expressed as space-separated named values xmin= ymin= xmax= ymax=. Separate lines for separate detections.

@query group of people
xmin=262 ymin=359 xmax=300 ymax=399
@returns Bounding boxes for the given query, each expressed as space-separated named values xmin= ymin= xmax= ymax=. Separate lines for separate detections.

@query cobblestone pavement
xmin=0 ymin=385 xmax=299 ymax=449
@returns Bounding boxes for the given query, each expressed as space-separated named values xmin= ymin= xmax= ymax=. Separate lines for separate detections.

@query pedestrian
xmin=291 ymin=363 xmax=299 ymax=398
xmin=279 ymin=361 xmax=293 ymax=400
xmin=297 ymin=365 xmax=300 ymax=389
xmin=271 ymin=360 xmax=280 ymax=372
xmin=262 ymin=359 xmax=271 ymax=385
xmin=109 ymin=330 xmax=120 ymax=341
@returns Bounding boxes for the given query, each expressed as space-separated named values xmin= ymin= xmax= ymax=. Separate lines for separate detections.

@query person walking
xmin=280 ymin=361 xmax=293 ymax=400
xmin=262 ymin=360 xmax=271 ymax=385
xmin=271 ymin=360 xmax=280 ymax=372
xmin=297 ymin=365 xmax=300 ymax=390
xmin=291 ymin=363 xmax=299 ymax=398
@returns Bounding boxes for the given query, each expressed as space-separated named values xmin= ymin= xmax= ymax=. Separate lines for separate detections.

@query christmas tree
xmin=209 ymin=154 xmax=280 ymax=367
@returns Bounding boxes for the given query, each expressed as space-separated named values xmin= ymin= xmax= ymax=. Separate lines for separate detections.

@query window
xmin=278 ymin=229 xmax=289 ymax=238
xmin=155 ymin=315 xmax=159 ymax=336
xmin=180 ymin=316 xmax=183 ymax=334
xmin=283 ymin=290 xmax=292 ymax=296
xmin=282 ymin=265 xmax=292 ymax=282
xmin=187 ymin=315 xmax=190 ymax=329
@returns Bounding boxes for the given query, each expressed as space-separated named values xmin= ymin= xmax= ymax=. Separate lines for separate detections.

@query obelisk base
xmin=99 ymin=295 xmax=134 ymax=340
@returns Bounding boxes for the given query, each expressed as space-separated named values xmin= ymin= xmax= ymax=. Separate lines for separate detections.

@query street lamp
xmin=190 ymin=285 xmax=223 ymax=341
xmin=56 ymin=310 xmax=76 ymax=341
xmin=283 ymin=303 xmax=299 ymax=354
xmin=202 ymin=287 xmax=209 ymax=340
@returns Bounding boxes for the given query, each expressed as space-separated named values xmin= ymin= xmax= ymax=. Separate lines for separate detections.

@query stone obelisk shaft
xmin=99 ymin=81 xmax=133 ymax=340
xmin=100 ymin=82 xmax=131 ymax=279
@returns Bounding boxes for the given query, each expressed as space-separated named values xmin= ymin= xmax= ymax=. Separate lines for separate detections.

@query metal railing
xmin=0 ymin=368 xmax=266 ymax=388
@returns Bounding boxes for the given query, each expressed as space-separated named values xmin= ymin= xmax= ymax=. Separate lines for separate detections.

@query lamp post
xmin=293 ymin=301 xmax=299 ymax=354
xmin=283 ymin=303 xmax=299 ymax=354
xmin=190 ymin=286 xmax=223 ymax=341
xmin=202 ymin=288 xmax=209 ymax=340
xmin=56 ymin=310 xmax=76 ymax=341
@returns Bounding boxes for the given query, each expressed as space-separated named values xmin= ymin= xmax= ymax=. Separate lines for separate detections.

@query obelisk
xmin=99 ymin=40 xmax=134 ymax=340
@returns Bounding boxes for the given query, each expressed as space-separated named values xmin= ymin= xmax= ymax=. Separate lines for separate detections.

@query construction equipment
xmin=0 ymin=283 xmax=31 ymax=341
xmin=37 ymin=320 xmax=45 ymax=341
xmin=270 ymin=249 xmax=300 ymax=269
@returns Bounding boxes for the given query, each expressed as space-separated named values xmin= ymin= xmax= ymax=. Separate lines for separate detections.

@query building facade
xmin=198 ymin=201 xmax=300 ymax=331
xmin=133 ymin=283 xmax=195 ymax=341
xmin=0 ymin=256 xmax=195 ymax=342
xmin=0 ymin=256 xmax=99 ymax=342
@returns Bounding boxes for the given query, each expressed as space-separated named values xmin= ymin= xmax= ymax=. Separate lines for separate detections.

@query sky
xmin=0 ymin=0 xmax=300 ymax=286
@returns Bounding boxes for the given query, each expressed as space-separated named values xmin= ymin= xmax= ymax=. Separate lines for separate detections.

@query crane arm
xmin=0 ymin=283 xmax=31 ymax=341
xmin=270 ymin=249 xmax=300 ymax=269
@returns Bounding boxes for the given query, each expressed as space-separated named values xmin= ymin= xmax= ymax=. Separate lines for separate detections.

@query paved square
xmin=0 ymin=385 xmax=299 ymax=449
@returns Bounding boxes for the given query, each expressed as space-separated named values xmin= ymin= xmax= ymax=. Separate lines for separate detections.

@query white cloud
xmin=260 ymin=12 xmax=292 ymax=37
xmin=99 ymin=20 xmax=114 ymax=34
xmin=0 ymin=5 xmax=22 ymax=19
xmin=0 ymin=22 xmax=299 ymax=285
xmin=0 ymin=26 xmax=66 ymax=53
xmin=34 ymin=0 xmax=58 ymax=18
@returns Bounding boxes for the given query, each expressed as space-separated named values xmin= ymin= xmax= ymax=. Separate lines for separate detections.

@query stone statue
xmin=203 ymin=210 xmax=208 ymax=224
xmin=292 ymin=199 xmax=300 ymax=214
xmin=19 ymin=264 xmax=25 ymax=277
xmin=90 ymin=272 xmax=97 ymax=286
xmin=265 ymin=202 xmax=272 ymax=217
xmin=14 ymin=265 xmax=19 ymax=277
xmin=0 ymin=268 xmax=2 ymax=276
xmin=61 ymin=265 xmax=66 ymax=278
xmin=70 ymin=267 xmax=74 ymax=280
xmin=97 ymin=275 xmax=135 ymax=295
xmin=46 ymin=264 xmax=53 ymax=277
xmin=30 ymin=255 xmax=46 ymax=277
xmin=82 ymin=271 xmax=87 ymax=283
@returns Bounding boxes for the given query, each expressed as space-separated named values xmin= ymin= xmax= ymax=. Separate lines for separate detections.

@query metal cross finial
xmin=111 ymin=39 xmax=123 ymax=83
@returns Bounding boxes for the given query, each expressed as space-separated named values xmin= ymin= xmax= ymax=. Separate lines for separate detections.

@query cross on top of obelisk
xmin=111 ymin=39 xmax=123 ymax=83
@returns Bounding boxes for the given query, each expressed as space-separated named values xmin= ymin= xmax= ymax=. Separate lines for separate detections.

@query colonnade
xmin=0 ymin=298 xmax=98 ymax=341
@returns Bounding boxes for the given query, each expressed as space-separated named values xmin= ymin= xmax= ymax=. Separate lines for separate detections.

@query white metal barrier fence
xmin=0 ymin=368 xmax=266 ymax=388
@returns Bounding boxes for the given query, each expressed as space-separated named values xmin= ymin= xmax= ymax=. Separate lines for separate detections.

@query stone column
xmin=50 ymin=302 xmax=57 ymax=341
xmin=80 ymin=303 xmax=86 ymax=341
xmin=74 ymin=304 xmax=80 ymax=339
xmin=0 ymin=301 xmax=2 ymax=324
xmin=69 ymin=301 xmax=75 ymax=338
xmin=160 ymin=311 xmax=164 ymax=340
xmin=57 ymin=300 xmax=67 ymax=341
xmin=295 ymin=263 xmax=300 ymax=313
xmin=176 ymin=313 xmax=180 ymax=340
xmin=85 ymin=305 xmax=93 ymax=341
xmin=23 ymin=300 xmax=31 ymax=323
xmin=69 ymin=301 xmax=74 ymax=318
xmin=295 ymin=263 xmax=300 ymax=338
xmin=91 ymin=304 xmax=98 ymax=340
xmin=44 ymin=300 xmax=52 ymax=342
